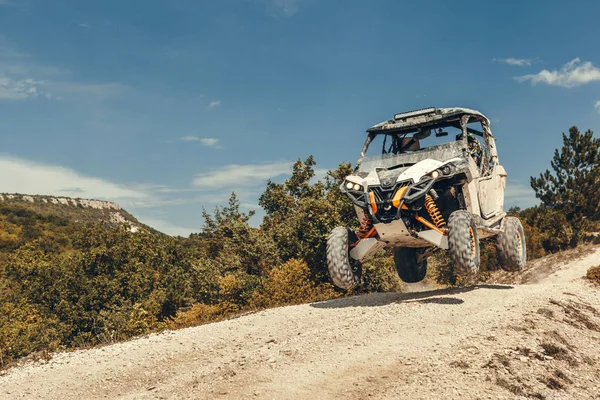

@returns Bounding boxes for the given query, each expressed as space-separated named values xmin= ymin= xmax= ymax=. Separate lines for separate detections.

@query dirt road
xmin=2 ymin=247 xmax=600 ymax=400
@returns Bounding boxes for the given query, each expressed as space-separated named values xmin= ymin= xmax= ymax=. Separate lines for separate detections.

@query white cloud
xmin=504 ymin=182 xmax=538 ymax=208
xmin=130 ymin=191 xmax=244 ymax=209
xmin=0 ymin=75 xmax=46 ymax=100
xmin=180 ymin=136 xmax=220 ymax=147
xmin=200 ymin=138 xmax=219 ymax=147
xmin=0 ymin=0 xmax=25 ymax=6
xmin=0 ymin=38 xmax=68 ymax=78
xmin=0 ymin=156 xmax=147 ymax=200
xmin=493 ymin=57 xmax=535 ymax=67
xmin=266 ymin=0 xmax=301 ymax=16
xmin=516 ymin=58 xmax=600 ymax=87
xmin=130 ymin=198 xmax=195 ymax=209
xmin=208 ymin=100 xmax=221 ymax=109
xmin=595 ymin=100 xmax=600 ymax=113
xmin=0 ymin=37 xmax=128 ymax=101
xmin=192 ymin=161 xmax=292 ymax=189
xmin=310 ymin=168 xmax=330 ymax=184
xmin=0 ymin=76 xmax=127 ymax=102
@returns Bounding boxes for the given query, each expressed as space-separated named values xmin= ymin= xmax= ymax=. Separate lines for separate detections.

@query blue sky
xmin=1 ymin=0 xmax=599 ymax=236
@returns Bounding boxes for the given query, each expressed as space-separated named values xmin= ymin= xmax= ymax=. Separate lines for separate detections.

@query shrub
xmin=359 ymin=251 xmax=403 ymax=293
xmin=0 ymin=301 xmax=64 ymax=367
xmin=587 ymin=265 xmax=600 ymax=284
xmin=167 ymin=303 xmax=228 ymax=329
xmin=217 ymin=274 xmax=246 ymax=312
xmin=93 ymin=303 xmax=166 ymax=345
xmin=259 ymin=158 xmax=358 ymax=283
xmin=251 ymin=259 xmax=338 ymax=308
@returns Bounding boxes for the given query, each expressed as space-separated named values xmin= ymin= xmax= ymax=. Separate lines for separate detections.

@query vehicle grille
xmin=369 ymin=180 xmax=411 ymax=223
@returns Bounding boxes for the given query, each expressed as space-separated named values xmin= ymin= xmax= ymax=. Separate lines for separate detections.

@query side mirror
xmin=435 ymin=130 xmax=448 ymax=137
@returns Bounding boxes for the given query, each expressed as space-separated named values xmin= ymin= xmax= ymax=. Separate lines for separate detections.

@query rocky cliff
xmin=0 ymin=193 xmax=144 ymax=232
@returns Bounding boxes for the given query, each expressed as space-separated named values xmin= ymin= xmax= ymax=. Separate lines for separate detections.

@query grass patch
xmin=495 ymin=377 xmax=525 ymax=396
xmin=553 ymin=369 xmax=573 ymax=384
xmin=536 ymin=308 xmax=555 ymax=319
xmin=540 ymin=342 xmax=566 ymax=357
xmin=449 ymin=360 xmax=470 ymax=369
xmin=549 ymin=299 xmax=600 ymax=332
xmin=542 ymin=377 xmax=564 ymax=390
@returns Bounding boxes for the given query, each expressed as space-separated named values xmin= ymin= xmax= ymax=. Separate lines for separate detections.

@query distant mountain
xmin=0 ymin=193 xmax=154 ymax=233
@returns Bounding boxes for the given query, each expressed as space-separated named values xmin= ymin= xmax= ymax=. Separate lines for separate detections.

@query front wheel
xmin=448 ymin=210 xmax=480 ymax=277
xmin=496 ymin=216 xmax=527 ymax=271
xmin=394 ymin=247 xmax=428 ymax=283
xmin=326 ymin=227 xmax=362 ymax=289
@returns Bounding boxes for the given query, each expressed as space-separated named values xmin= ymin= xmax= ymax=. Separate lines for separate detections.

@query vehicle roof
xmin=367 ymin=107 xmax=490 ymax=133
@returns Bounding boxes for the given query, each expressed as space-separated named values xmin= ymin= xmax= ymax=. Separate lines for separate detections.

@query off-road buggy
xmin=327 ymin=107 xmax=526 ymax=289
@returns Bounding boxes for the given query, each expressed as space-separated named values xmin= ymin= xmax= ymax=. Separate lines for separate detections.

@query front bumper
xmin=342 ymin=176 xmax=436 ymax=223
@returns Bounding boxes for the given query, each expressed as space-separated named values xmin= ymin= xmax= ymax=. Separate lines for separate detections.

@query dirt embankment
xmin=2 ymin=247 xmax=600 ymax=400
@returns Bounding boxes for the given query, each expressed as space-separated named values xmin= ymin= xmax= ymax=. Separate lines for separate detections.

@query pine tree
xmin=530 ymin=126 xmax=600 ymax=244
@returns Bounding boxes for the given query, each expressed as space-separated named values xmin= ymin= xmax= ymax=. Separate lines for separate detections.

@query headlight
xmin=441 ymin=165 xmax=451 ymax=175
xmin=430 ymin=170 xmax=440 ymax=179
xmin=344 ymin=180 xmax=363 ymax=191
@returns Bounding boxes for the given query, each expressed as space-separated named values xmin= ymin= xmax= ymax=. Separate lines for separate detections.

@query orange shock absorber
xmin=357 ymin=214 xmax=376 ymax=239
xmin=424 ymin=194 xmax=446 ymax=229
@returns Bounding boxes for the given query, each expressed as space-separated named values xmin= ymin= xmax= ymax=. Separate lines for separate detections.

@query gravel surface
xmin=2 ymin=247 xmax=600 ymax=400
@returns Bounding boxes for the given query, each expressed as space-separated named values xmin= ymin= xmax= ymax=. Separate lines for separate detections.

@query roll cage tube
xmin=481 ymin=120 xmax=499 ymax=164
xmin=460 ymin=115 xmax=501 ymax=176
xmin=356 ymin=132 xmax=375 ymax=168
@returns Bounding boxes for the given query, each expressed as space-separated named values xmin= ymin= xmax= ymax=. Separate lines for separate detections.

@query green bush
xmin=587 ymin=265 xmax=600 ymax=285
xmin=359 ymin=251 xmax=403 ymax=293
xmin=0 ymin=301 xmax=64 ymax=366
xmin=167 ymin=303 xmax=228 ymax=329
xmin=251 ymin=259 xmax=339 ymax=308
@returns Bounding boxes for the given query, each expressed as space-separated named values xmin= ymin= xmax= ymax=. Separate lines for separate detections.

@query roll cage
xmin=357 ymin=107 xmax=499 ymax=177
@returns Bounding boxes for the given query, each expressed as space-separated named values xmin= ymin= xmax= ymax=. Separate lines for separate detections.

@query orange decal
xmin=392 ymin=186 xmax=409 ymax=208
xmin=369 ymin=192 xmax=378 ymax=214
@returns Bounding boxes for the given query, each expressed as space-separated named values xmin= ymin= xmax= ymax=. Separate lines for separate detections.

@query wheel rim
xmin=516 ymin=230 xmax=524 ymax=259
xmin=469 ymin=227 xmax=476 ymax=259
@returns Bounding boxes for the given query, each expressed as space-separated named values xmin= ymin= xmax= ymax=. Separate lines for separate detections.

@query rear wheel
xmin=394 ymin=247 xmax=428 ymax=283
xmin=448 ymin=210 xmax=480 ymax=277
xmin=496 ymin=217 xmax=527 ymax=271
xmin=326 ymin=227 xmax=362 ymax=289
